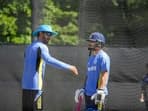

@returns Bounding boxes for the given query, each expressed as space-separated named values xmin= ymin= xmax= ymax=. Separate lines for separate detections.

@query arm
xmin=41 ymin=46 xmax=78 ymax=75
xmin=140 ymin=79 xmax=145 ymax=102
xmin=41 ymin=46 xmax=70 ymax=69
xmin=99 ymin=71 xmax=109 ymax=89
xmin=140 ymin=92 xmax=144 ymax=102
xmin=98 ymin=55 xmax=110 ymax=90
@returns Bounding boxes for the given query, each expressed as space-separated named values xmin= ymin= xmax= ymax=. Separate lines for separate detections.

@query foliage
xmin=0 ymin=0 xmax=31 ymax=44
xmin=112 ymin=0 xmax=148 ymax=20
xmin=1 ymin=0 xmax=148 ymax=45
xmin=0 ymin=0 xmax=79 ymax=45
xmin=111 ymin=0 xmax=148 ymax=31
xmin=42 ymin=0 xmax=79 ymax=45
xmin=102 ymin=0 xmax=148 ymax=45
xmin=53 ymin=0 xmax=79 ymax=11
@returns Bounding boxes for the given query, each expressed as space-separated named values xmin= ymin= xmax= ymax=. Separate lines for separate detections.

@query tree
xmin=31 ymin=0 xmax=44 ymax=42
xmin=79 ymin=0 xmax=148 ymax=47
xmin=42 ymin=0 xmax=79 ymax=45
xmin=0 ymin=0 xmax=79 ymax=45
xmin=112 ymin=0 xmax=148 ymax=47
xmin=0 ymin=0 xmax=31 ymax=44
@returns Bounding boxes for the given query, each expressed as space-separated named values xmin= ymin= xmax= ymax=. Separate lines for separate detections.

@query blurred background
xmin=0 ymin=0 xmax=148 ymax=111
xmin=1 ymin=0 xmax=148 ymax=47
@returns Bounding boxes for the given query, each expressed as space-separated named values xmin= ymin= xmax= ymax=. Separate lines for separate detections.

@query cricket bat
xmin=75 ymin=95 xmax=83 ymax=111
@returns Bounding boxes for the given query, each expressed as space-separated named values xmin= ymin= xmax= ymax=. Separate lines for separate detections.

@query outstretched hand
xmin=69 ymin=65 xmax=79 ymax=75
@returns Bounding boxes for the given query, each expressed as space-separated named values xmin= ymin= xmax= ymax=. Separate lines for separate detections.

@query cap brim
xmin=51 ymin=31 xmax=58 ymax=37
xmin=86 ymin=39 xmax=103 ymax=43
xmin=32 ymin=31 xmax=58 ymax=37
xmin=86 ymin=39 xmax=96 ymax=42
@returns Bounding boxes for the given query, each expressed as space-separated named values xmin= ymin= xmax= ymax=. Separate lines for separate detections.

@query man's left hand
xmin=91 ymin=89 xmax=105 ymax=104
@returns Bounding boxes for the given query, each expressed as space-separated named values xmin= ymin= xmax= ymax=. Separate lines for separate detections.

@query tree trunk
xmin=31 ymin=0 xmax=44 ymax=42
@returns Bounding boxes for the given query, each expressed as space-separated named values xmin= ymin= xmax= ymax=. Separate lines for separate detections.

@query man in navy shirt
xmin=22 ymin=24 xmax=78 ymax=111
xmin=75 ymin=32 xmax=110 ymax=111
xmin=140 ymin=63 xmax=148 ymax=111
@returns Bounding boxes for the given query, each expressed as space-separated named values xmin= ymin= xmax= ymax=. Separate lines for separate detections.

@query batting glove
xmin=75 ymin=88 xmax=84 ymax=103
xmin=91 ymin=89 xmax=105 ymax=104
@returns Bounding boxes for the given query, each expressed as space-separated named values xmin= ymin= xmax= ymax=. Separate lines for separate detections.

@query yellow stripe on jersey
xmin=98 ymin=72 xmax=103 ymax=89
xmin=97 ymin=72 xmax=103 ymax=110
xmin=37 ymin=95 xmax=42 ymax=109
xmin=38 ymin=59 xmax=43 ymax=90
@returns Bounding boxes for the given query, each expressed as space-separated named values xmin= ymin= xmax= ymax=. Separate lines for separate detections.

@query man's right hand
xmin=75 ymin=88 xmax=84 ymax=103
xmin=69 ymin=65 xmax=79 ymax=75
xmin=140 ymin=93 xmax=144 ymax=102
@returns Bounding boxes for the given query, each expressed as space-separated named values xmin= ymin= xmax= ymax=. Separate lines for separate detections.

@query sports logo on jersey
xmin=88 ymin=66 xmax=97 ymax=71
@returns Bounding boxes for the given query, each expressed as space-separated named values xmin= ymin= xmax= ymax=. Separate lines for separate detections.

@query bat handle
xmin=98 ymin=102 xmax=103 ymax=111
xmin=75 ymin=96 xmax=83 ymax=111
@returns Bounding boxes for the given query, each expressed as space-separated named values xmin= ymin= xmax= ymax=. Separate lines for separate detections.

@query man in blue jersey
xmin=140 ymin=63 xmax=148 ymax=111
xmin=22 ymin=24 xmax=78 ymax=111
xmin=75 ymin=32 xmax=110 ymax=111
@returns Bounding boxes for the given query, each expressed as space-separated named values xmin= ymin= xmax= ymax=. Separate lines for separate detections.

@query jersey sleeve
xmin=40 ymin=45 xmax=71 ymax=70
xmin=100 ymin=55 xmax=110 ymax=73
xmin=141 ymin=75 xmax=147 ymax=91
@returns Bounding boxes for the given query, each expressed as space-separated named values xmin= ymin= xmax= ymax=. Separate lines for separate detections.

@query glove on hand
xmin=74 ymin=88 xmax=84 ymax=103
xmin=91 ymin=89 xmax=105 ymax=104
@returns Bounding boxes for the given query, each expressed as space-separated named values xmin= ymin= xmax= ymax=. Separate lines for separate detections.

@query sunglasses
xmin=42 ymin=32 xmax=52 ymax=36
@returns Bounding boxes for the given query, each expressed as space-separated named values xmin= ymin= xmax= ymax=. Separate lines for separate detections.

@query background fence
xmin=0 ymin=45 xmax=148 ymax=111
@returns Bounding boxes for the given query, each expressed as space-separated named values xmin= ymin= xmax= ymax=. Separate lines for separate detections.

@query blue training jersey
xmin=84 ymin=50 xmax=110 ymax=96
xmin=142 ymin=74 xmax=148 ymax=83
xmin=141 ymin=73 xmax=148 ymax=90
xmin=22 ymin=41 xmax=71 ymax=90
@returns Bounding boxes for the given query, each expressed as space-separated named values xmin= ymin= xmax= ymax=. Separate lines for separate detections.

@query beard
xmin=42 ymin=35 xmax=50 ymax=44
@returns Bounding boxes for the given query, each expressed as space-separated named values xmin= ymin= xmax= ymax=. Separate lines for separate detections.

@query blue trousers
xmin=84 ymin=95 xmax=105 ymax=111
